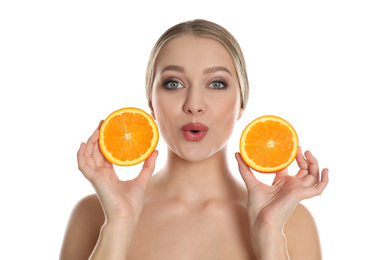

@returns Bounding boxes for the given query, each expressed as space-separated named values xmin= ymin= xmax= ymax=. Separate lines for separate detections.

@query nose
xmin=183 ymin=87 xmax=206 ymax=116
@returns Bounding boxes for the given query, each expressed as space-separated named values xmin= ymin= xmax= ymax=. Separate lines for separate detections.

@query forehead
xmin=155 ymin=35 xmax=236 ymax=74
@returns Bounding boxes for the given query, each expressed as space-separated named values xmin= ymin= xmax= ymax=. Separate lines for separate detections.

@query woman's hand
xmin=235 ymin=147 xmax=329 ymax=231
xmin=77 ymin=123 xmax=158 ymax=227
xmin=236 ymin=147 xmax=328 ymax=259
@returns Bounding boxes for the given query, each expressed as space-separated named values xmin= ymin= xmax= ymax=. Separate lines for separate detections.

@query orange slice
xmin=99 ymin=107 xmax=159 ymax=166
xmin=240 ymin=115 xmax=298 ymax=173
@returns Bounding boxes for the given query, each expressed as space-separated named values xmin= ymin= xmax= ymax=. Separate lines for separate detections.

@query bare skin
xmin=60 ymin=35 xmax=328 ymax=260
xmin=60 ymin=148 xmax=323 ymax=260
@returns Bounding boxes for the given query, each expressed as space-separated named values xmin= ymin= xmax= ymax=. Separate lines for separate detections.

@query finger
xmin=273 ymin=167 xmax=289 ymax=184
xmin=97 ymin=120 xmax=104 ymax=130
xmin=135 ymin=150 xmax=159 ymax=189
xmin=235 ymin=153 xmax=260 ymax=190
xmin=295 ymin=147 xmax=308 ymax=179
xmin=303 ymin=168 xmax=329 ymax=199
xmin=94 ymin=120 xmax=113 ymax=167
xmin=304 ymin=150 xmax=320 ymax=178
xmin=77 ymin=142 xmax=95 ymax=180
xmin=85 ymin=129 xmax=100 ymax=158
xmin=318 ymin=168 xmax=329 ymax=191
xmin=93 ymin=139 xmax=106 ymax=167
xmin=296 ymin=146 xmax=308 ymax=169
xmin=77 ymin=142 xmax=87 ymax=171
xmin=276 ymin=167 xmax=289 ymax=177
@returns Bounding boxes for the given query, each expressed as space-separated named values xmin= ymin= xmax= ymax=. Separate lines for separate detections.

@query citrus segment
xmin=240 ymin=115 xmax=298 ymax=173
xmin=99 ymin=107 xmax=159 ymax=166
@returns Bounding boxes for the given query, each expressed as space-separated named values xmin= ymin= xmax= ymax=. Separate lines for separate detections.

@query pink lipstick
xmin=181 ymin=122 xmax=209 ymax=141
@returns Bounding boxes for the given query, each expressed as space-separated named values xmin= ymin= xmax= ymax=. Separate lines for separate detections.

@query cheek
xmin=153 ymin=99 xmax=170 ymax=127
xmin=221 ymin=103 xmax=240 ymax=127
xmin=152 ymin=103 xmax=171 ymax=146
xmin=214 ymin=94 xmax=241 ymax=136
xmin=152 ymin=92 xmax=180 ymax=137
xmin=220 ymin=89 xmax=241 ymax=118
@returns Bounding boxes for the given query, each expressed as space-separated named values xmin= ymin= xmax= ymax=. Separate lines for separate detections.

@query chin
xmin=179 ymin=151 xmax=212 ymax=163
xmin=170 ymin=143 xmax=225 ymax=163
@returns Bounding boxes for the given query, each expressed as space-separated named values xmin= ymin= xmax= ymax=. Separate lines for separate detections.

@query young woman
xmin=60 ymin=19 xmax=329 ymax=260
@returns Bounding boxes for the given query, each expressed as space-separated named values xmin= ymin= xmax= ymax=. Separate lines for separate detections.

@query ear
xmin=150 ymin=103 xmax=156 ymax=120
xmin=237 ymin=107 xmax=244 ymax=121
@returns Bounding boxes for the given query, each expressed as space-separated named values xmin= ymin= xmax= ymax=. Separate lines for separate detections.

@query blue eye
xmin=164 ymin=80 xmax=183 ymax=90
xmin=209 ymin=81 xmax=227 ymax=89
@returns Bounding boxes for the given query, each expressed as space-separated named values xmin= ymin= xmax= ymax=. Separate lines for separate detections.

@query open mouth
xmin=181 ymin=123 xmax=209 ymax=141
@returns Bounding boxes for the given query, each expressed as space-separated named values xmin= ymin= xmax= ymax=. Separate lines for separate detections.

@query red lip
xmin=181 ymin=123 xmax=209 ymax=141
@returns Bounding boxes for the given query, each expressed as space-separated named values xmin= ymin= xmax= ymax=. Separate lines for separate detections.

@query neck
xmin=151 ymin=146 xmax=242 ymax=204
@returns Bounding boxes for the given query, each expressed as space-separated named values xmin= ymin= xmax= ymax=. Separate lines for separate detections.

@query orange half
xmin=240 ymin=115 xmax=298 ymax=173
xmin=99 ymin=107 xmax=159 ymax=166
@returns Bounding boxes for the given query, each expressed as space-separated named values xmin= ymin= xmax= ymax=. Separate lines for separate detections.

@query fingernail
xmin=97 ymin=120 xmax=104 ymax=129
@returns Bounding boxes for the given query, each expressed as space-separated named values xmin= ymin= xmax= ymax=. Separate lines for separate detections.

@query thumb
xmin=135 ymin=150 xmax=159 ymax=189
xmin=273 ymin=167 xmax=289 ymax=183
xmin=235 ymin=153 xmax=260 ymax=190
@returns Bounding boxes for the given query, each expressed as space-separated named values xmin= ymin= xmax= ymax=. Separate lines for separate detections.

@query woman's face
xmin=151 ymin=35 xmax=243 ymax=162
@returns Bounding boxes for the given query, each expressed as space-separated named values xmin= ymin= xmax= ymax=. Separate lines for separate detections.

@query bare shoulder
xmin=60 ymin=194 xmax=105 ymax=260
xmin=72 ymin=194 xmax=104 ymax=219
xmin=284 ymin=203 xmax=322 ymax=260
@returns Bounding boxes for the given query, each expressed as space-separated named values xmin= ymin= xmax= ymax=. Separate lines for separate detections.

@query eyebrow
xmin=160 ymin=65 xmax=232 ymax=76
xmin=203 ymin=66 xmax=232 ymax=76
xmin=160 ymin=65 xmax=185 ymax=74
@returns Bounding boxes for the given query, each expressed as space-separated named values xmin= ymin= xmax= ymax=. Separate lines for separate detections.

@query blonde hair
xmin=145 ymin=19 xmax=249 ymax=110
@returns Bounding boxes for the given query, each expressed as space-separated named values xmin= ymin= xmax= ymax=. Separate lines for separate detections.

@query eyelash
xmin=209 ymin=80 xmax=228 ymax=90
xmin=162 ymin=79 xmax=229 ymax=90
xmin=163 ymin=79 xmax=183 ymax=90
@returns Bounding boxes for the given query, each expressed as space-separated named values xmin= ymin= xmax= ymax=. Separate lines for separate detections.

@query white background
xmin=1 ymin=0 xmax=379 ymax=259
